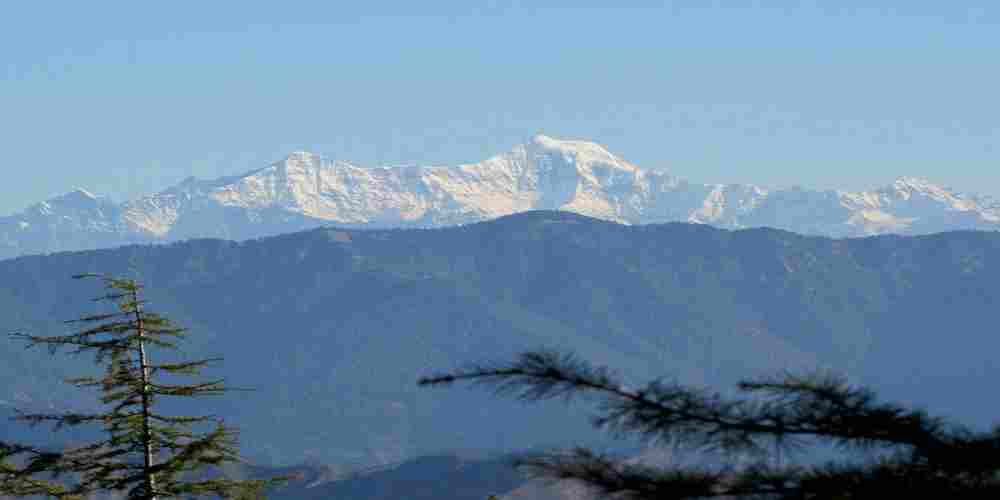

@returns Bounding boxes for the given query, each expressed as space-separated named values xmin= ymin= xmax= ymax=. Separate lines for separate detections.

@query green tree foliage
xmin=420 ymin=349 xmax=1000 ymax=499
xmin=0 ymin=274 xmax=276 ymax=499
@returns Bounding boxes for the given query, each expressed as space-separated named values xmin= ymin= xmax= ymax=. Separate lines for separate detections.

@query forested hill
xmin=1 ymin=211 xmax=998 ymax=466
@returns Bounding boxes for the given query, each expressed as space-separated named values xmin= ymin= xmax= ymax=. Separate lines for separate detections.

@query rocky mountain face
xmin=2 ymin=135 xmax=997 ymax=260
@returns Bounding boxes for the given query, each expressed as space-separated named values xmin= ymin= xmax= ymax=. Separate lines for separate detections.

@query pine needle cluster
xmin=420 ymin=349 xmax=1000 ymax=499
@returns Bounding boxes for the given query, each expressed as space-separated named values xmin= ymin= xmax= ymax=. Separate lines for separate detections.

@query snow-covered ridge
xmin=2 ymin=134 xmax=998 ymax=259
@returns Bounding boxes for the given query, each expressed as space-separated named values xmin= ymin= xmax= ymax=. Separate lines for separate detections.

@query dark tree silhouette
xmin=0 ymin=274 xmax=280 ymax=499
xmin=420 ymin=349 xmax=1000 ymax=499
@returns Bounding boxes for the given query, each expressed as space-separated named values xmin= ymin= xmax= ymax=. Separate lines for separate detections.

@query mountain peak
xmin=882 ymin=177 xmax=967 ymax=205
xmin=531 ymin=133 xmax=558 ymax=145
xmin=527 ymin=134 xmax=636 ymax=176
xmin=891 ymin=177 xmax=947 ymax=193
xmin=530 ymin=133 xmax=607 ymax=152
xmin=72 ymin=187 xmax=97 ymax=198
xmin=44 ymin=188 xmax=104 ymax=207
xmin=61 ymin=188 xmax=99 ymax=201
xmin=2 ymin=136 xmax=999 ymax=262
xmin=282 ymin=151 xmax=323 ymax=166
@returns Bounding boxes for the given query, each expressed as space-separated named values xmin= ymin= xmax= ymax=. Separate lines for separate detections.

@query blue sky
xmin=2 ymin=1 xmax=998 ymax=215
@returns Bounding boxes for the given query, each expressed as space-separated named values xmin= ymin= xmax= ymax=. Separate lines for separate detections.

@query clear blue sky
xmin=2 ymin=1 xmax=998 ymax=215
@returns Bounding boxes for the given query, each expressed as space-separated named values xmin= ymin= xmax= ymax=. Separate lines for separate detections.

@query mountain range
xmin=0 ymin=447 xmax=579 ymax=500
xmin=2 ymin=135 xmax=998 ymax=260
xmin=2 ymin=211 xmax=999 ymax=468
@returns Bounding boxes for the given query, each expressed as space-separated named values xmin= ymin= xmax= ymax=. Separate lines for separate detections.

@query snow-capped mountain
xmin=2 ymin=134 xmax=998 ymax=260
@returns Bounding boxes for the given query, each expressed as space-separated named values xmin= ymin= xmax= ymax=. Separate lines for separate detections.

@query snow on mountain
xmin=2 ymin=135 xmax=997 ymax=259
xmin=0 ymin=188 xmax=134 ymax=259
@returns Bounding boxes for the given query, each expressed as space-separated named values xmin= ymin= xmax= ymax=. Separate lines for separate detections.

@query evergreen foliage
xmin=421 ymin=349 xmax=1000 ymax=499
xmin=0 ymin=274 xmax=276 ymax=499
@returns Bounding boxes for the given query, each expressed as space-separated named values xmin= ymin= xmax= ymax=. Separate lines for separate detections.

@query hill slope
xmin=1 ymin=212 xmax=999 ymax=465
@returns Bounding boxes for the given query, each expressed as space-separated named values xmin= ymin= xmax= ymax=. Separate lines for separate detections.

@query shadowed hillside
xmin=2 ymin=211 xmax=999 ymax=465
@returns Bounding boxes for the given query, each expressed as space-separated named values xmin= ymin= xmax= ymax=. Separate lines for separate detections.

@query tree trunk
xmin=133 ymin=288 xmax=158 ymax=500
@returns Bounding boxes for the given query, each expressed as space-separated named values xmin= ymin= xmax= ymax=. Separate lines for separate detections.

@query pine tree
xmin=420 ymin=349 xmax=1000 ymax=499
xmin=0 ymin=274 xmax=278 ymax=499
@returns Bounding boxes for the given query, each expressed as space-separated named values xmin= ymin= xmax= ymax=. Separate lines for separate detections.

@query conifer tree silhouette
xmin=421 ymin=349 xmax=1000 ymax=499
xmin=1 ymin=274 xmax=280 ymax=499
